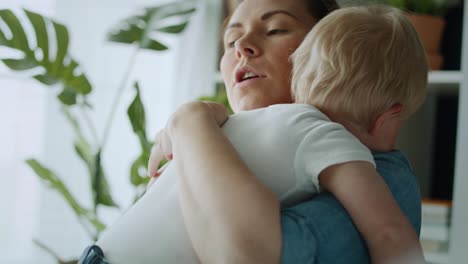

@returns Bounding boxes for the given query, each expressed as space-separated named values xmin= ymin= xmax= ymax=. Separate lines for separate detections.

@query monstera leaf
xmin=107 ymin=1 xmax=197 ymax=51
xmin=0 ymin=9 xmax=91 ymax=105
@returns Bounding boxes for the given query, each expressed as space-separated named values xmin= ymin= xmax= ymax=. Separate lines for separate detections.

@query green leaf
xmin=25 ymin=159 xmax=107 ymax=232
xmin=51 ymin=22 xmax=69 ymax=76
xmin=127 ymin=82 xmax=155 ymax=187
xmin=58 ymin=87 xmax=77 ymax=105
xmin=107 ymin=1 xmax=196 ymax=51
xmin=0 ymin=27 xmax=6 ymax=44
xmin=130 ymin=155 xmax=150 ymax=186
xmin=34 ymin=74 xmax=59 ymax=85
xmin=25 ymin=9 xmax=49 ymax=66
xmin=156 ymin=22 xmax=188 ymax=34
xmin=0 ymin=9 xmax=92 ymax=105
xmin=2 ymin=58 xmax=37 ymax=71
xmin=92 ymin=151 xmax=118 ymax=208
xmin=25 ymin=159 xmax=89 ymax=217
xmin=127 ymin=82 xmax=146 ymax=134
xmin=145 ymin=3 xmax=196 ymax=20
xmin=130 ymin=152 xmax=167 ymax=187
xmin=0 ymin=9 xmax=30 ymax=51
xmin=97 ymin=168 xmax=117 ymax=207
xmin=127 ymin=82 xmax=152 ymax=152
xmin=127 ymin=83 xmax=152 ymax=164
xmin=143 ymin=40 xmax=168 ymax=51
xmin=107 ymin=23 xmax=142 ymax=44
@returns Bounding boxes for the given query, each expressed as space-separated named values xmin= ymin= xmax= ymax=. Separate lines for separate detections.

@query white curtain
xmin=0 ymin=0 xmax=222 ymax=263
xmin=0 ymin=2 xmax=57 ymax=264
xmin=172 ymin=0 xmax=223 ymax=107
xmin=0 ymin=77 xmax=48 ymax=264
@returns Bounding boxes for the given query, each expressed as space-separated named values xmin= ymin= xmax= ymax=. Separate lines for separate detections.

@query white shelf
xmin=214 ymin=70 xmax=463 ymax=87
xmin=428 ymin=71 xmax=463 ymax=85
xmin=428 ymin=71 xmax=462 ymax=93
xmin=424 ymin=251 xmax=449 ymax=264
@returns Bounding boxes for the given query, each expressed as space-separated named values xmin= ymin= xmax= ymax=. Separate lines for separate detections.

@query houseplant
xmin=0 ymin=1 xmax=196 ymax=263
xmin=374 ymin=0 xmax=449 ymax=70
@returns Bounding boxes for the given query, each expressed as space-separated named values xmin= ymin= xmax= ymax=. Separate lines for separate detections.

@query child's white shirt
xmin=96 ymin=104 xmax=375 ymax=264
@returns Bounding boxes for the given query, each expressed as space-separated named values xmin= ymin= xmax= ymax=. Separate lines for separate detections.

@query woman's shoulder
xmin=373 ymin=150 xmax=421 ymax=233
xmin=372 ymin=151 xmax=414 ymax=174
xmin=227 ymin=103 xmax=331 ymax=129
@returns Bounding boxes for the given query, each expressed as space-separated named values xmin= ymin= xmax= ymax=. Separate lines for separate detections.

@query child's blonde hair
xmin=291 ymin=5 xmax=428 ymax=130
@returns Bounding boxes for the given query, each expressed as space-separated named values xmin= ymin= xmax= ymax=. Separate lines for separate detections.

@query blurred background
xmin=0 ymin=0 xmax=222 ymax=263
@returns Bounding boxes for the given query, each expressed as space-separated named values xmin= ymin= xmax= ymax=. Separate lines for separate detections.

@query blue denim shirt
xmin=280 ymin=151 xmax=421 ymax=263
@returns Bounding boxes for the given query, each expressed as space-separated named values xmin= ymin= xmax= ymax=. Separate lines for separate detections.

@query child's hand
xmin=146 ymin=101 xmax=229 ymax=190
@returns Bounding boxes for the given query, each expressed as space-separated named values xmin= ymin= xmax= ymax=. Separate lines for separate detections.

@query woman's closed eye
xmin=266 ymin=29 xmax=289 ymax=36
xmin=226 ymin=39 xmax=237 ymax=48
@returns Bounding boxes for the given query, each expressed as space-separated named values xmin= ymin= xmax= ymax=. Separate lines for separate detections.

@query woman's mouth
xmin=235 ymin=66 xmax=266 ymax=85
xmin=240 ymin=72 xmax=259 ymax=81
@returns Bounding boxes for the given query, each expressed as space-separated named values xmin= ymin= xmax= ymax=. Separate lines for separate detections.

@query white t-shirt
xmin=96 ymin=104 xmax=374 ymax=264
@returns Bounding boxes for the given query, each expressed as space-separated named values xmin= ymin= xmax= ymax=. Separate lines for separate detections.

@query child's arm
xmin=319 ymin=161 xmax=425 ymax=264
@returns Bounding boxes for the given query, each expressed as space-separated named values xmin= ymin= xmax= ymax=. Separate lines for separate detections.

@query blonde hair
xmin=291 ymin=5 xmax=428 ymax=129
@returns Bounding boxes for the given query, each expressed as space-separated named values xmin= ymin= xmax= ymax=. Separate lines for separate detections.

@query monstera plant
xmin=0 ymin=1 xmax=196 ymax=263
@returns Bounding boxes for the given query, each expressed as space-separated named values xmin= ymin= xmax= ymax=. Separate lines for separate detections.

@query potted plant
xmin=374 ymin=0 xmax=449 ymax=70
xmin=0 ymin=1 xmax=196 ymax=263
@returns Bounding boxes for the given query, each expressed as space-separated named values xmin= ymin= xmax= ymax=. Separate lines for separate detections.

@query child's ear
xmin=369 ymin=104 xmax=402 ymax=135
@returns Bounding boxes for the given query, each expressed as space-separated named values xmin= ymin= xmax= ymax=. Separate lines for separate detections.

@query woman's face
xmin=221 ymin=0 xmax=317 ymax=112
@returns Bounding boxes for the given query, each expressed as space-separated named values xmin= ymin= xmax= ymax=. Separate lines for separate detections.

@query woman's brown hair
xmin=220 ymin=0 xmax=340 ymax=51
xmin=306 ymin=0 xmax=340 ymax=20
xmin=223 ymin=0 xmax=340 ymax=33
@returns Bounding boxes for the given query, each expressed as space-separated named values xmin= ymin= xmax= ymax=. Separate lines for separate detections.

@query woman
xmin=148 ymin=0 xmax=422 ymax=263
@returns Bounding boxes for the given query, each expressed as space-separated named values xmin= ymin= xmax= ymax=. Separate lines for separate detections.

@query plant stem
xmin=79 ymin=103 xmax=100 ymax=145
xmin=93 ymin=150 xmax=101 ymax=217
xmin=79 ymin=216 xmax=98 ymax=241
xmin=33 ymin=239 xmax=63 ymax=262
xmin=100 ymin=46 xmax=140 ymax=149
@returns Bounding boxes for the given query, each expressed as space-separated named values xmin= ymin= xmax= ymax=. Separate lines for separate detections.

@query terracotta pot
xmin=407 ymin=14 xmax=446 ymax=70
xmin=428 ymin=53 xmax=443 ymax=71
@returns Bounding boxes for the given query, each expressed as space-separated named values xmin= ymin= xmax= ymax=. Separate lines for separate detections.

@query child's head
xmin=291 ymin=5 xmax=428 ymax=130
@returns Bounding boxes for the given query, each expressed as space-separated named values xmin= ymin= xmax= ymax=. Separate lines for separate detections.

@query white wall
xmin=1 ymin=1 xmax=59 ymax=263
xmin=449 ymin=0 xmax=468 ymax=261
xmin=0 ymin=77 xmax=48 ymax=264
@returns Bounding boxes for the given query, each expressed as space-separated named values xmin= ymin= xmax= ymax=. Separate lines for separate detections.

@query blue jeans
xmin=280 ymin=151 xmax=422 ymax=263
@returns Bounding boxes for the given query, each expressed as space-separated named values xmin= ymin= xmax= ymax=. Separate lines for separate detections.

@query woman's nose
xmin=235 ymin=36 xmax=260 ymax=59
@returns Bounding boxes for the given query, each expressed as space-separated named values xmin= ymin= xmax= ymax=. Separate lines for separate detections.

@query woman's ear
xmin=369 ymin=104 xmax=402 ymax=136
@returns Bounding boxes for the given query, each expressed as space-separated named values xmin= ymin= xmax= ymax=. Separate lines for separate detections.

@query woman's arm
xmin=162 ymin=102 xmax=282 ymax=264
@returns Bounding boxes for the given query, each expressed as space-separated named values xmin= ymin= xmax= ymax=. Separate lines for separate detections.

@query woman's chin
xmin=235 ymin=101 xmax=268 ymax=112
